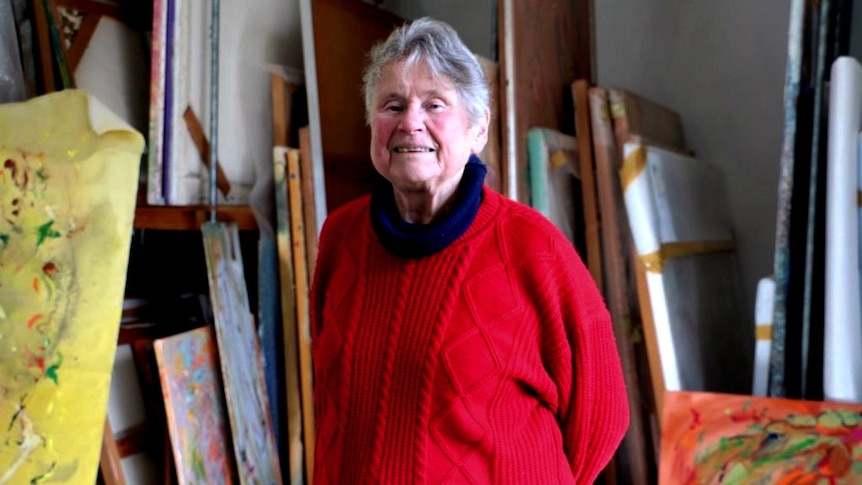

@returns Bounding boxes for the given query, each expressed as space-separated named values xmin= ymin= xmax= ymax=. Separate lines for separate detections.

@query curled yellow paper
xmin=0 ymin=90 xmax=144 ymax=484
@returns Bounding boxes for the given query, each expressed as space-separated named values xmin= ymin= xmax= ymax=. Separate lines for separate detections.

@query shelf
xmin=133 ymin=205 xmax=258 ymax=231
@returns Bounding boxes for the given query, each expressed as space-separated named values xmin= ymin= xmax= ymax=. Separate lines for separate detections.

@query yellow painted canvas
xmin=0 ymin=90 xmax=144 ymax=484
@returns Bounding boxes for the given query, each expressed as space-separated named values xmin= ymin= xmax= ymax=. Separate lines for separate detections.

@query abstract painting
xmin=202 ymin=222 xmax=282 ymax=485
xmin=0 ymin=90 xmax=143 ymax=483
xmin=154 ymin=325 xmax=235 ymax=484
xmin=660 ymin=391 xmax=862 ymax=484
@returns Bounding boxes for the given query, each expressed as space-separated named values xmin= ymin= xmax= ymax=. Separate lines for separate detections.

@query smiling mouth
xmin=393 ymin=147 xmax=435 ymax=153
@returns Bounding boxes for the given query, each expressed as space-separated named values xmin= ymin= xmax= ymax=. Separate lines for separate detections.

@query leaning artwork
xmin=155 ymin=326 xmax=236 ymax=484
xmin=0 ymin=90 xmax=144 ymax=483
xmin=660 ymin=391 xmax=862 ymax=484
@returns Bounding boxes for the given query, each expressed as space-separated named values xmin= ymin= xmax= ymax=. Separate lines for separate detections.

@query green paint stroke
xmin=36 ymin=220 xmax=61 ymax=247
xmin=191 ymin=448 xmax=207 ymax=480
xmin=754 ymin=436 xmax=817 ymax=466
xmin=29 ymin=461 xmax=56 ymax=484
xmin=0 ymin=233 xmax=9 ymax=249
xmin=45 ymin=354 xmax=62 ymax=385
xmin=35 ymin=168 xmax=47 ymax=182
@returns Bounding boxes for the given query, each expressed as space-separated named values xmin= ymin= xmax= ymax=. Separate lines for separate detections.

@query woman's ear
xmin=471 ymin=108 xmax=491 ymax=154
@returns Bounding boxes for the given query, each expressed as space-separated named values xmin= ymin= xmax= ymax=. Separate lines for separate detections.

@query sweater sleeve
xmin=557 ymin=252 xmax=630 ymax=484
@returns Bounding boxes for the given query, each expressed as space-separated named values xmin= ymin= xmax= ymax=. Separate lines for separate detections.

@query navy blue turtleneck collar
xmin=370 ymin=155 xmax=487 ymax=258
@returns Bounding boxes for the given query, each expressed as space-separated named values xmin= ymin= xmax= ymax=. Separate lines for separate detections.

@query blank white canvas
xmin=824 ymin=56 xmax=862 ymax=403
xmin=622 ymin=142 xmax=751 ymax=394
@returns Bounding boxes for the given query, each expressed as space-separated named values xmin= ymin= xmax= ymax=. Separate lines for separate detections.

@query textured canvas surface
xmin=155 ymin=326 xmax=235 ymax=484
xmin=661 ymin=391 xmax=862 ymax=484
xmin=203 ymin=222 xmax=282 ymax=485
xmin=0 ymin=90 xmax=143 ymax=484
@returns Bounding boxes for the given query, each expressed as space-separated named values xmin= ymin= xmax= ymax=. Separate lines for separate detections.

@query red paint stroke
xmin=729 ymin=407 xmax=765 ymax=424
xmin=23 ymin=346 xmax=46 ymax=372
xmin=32 ymin=277 xmax=39 ymax=292
xmin=690 ymin=408 xmax=702 ymax=430
xmin=42 ymin=261 xmax=57 ymax=277
xmin=3 ymin=159 xmax=16 ymax=178
xmin=27 ymin=313 xmax=43 ymax=329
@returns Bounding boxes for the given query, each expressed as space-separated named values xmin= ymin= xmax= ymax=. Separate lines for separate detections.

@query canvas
xmin=620 ymin=141 xmax=752 ymax=394
xmin=660 ymin=391 xmax=862 ymax=484
xmin=202 ymin=222 xmax=282 ymax=485
xmin=824 ymin=56 xmax=862 ymax=403
xmin=0 ymin=90 xmax=143 ymax=483
xmin=155 ymin=326 xmax=235 ymax=484
xmin=527 ymin=127 xmax=582 ymax=249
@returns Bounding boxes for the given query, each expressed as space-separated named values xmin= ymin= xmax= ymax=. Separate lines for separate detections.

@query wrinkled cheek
xmin=370 ymin=121 xmax=394 ymax=169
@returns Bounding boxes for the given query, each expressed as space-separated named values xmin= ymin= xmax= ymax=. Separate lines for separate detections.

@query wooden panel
xmin=202 ymin=223 xmax=283 ymax=485
xmin=311 ymin=0 xmax=402 ymax=211
xmin=100 ymin=419 xmax=126 ymax=485
xmin=572 ymin=80 xmax=602 ymax=290
xmin=273 ymin=146 xmax=305 ymax=484
xmin=503 ymin=0 xmax=592 ymax=203
xmin=478 ymin=56 xmax=503 ymax=193
xmin=588 ymin=86 xmax=651 ymax=482
xmin=134 ymin=205 xmax=257 ymax=231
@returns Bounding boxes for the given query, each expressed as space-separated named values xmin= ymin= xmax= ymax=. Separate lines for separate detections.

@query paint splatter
xmin=44 ymin=357 xmax=61 ymax=385
xmin=35 ymin=221 xmax=61 ymax=247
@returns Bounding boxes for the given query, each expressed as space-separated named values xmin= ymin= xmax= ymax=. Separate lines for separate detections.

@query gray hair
xmin=362 ymin=17 xmax=489 ymax=126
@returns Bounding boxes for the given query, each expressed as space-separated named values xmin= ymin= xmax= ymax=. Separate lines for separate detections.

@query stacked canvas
xmin=147 ymin=0 xmax=296 ymax=206
xmin=620 ymin=142 xmax=752 ymax=393
xmin=527 ymin=128 xmax=582 ymax=248
xmin=824 ymin=56 xmax=862 ymax=403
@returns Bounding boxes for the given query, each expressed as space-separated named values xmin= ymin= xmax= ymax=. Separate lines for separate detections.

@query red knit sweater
xmin=311 ymin=187 xmax=629 ymax=484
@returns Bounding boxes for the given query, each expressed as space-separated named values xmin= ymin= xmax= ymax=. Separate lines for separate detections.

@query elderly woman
xmin=310 ymin=17 xmax=629 ymax=484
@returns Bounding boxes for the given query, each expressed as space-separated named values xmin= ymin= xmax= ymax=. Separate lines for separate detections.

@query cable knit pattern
xmin=311 ymin=187 xmax=630 ymax=485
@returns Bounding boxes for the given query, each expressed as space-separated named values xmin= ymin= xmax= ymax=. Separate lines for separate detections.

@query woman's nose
xmin=398 ymin=106 xmax=425 ymax=132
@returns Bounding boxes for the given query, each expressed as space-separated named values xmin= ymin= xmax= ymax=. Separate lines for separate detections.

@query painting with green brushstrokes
xmin=660 ymin=391 xmax=862 ymax=484
xmin=0 ymin=90 xmax=143 ymax=483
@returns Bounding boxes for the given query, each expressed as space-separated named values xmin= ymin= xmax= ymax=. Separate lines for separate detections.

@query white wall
xmin=595 ymin=0 xmax=791 ymax=320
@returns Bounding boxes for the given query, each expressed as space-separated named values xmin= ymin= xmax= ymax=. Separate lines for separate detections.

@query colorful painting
xmin=202 ymin=222 xmax=283 ymax=485
xmin=660 ymin=391 xmax=862 ymax=484
xmin=0 ymin=90 xmax=144 ymax=483
xmin=154 ymin=326 xmax=235 ymax=484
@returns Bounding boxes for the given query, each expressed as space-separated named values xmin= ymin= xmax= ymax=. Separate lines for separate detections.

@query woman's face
xmin=369 ymin=59 xmax=488 ymax=196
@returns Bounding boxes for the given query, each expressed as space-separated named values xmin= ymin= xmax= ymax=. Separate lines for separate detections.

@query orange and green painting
xmin=0 ymin=90 xmax=143 ymax=483
xmin=660 ymin=391 xmax=862 ymax=484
